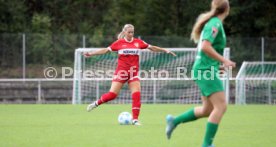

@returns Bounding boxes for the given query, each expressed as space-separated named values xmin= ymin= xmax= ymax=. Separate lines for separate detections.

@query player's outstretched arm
xmin=83 ymin=48 xmax=110 ymax=58
xmin=148 ymin=46 xmax=177 ymax=56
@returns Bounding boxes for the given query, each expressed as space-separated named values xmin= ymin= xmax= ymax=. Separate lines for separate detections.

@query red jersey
xmin=108 ymin=38 xmax=150 ymax=68
xmin=107 ymin=37 xmax=150 ymax=83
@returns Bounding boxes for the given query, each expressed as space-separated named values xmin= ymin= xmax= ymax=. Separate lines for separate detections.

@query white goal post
xmin=236 ymin=62 xmax=276 ymax=104
xmin=72 ymin=48 xmax=230 ymax=104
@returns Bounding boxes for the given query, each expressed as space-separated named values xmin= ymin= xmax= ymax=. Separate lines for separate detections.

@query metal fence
xmin=0 ymin=33 xmax=275 ymax=78
xmin=0 ymin=34 xmax=275 ymax=104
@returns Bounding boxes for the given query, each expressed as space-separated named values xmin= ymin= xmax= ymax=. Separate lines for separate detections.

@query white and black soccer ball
xmin=118 ymin=112 xmax=132 ymax=125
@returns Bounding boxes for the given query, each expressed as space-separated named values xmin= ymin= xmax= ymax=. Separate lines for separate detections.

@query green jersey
xmin=192 ymin=17 xmax=226 ymax=71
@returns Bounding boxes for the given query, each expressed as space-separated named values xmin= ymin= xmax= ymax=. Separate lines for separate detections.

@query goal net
xmin=73 ymin=48 xmax=230 ymax=104
xmin=236 ymin=62 xmax=276 ymax=104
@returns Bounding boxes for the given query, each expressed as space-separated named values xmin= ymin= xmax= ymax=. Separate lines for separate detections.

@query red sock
xmin=97 ymin=92 xmax=117 ymax=105
xmin=132 ymin=91 xmax=141 ymax=120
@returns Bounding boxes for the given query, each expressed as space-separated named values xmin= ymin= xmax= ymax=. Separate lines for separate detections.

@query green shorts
xmin=193 ymin=69 xmax=224 ymax=97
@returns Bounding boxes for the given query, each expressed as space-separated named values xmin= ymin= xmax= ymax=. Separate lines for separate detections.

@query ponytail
xmin=190 ymin=10 xmax=216 ymax=43
xmin=117 ymin=32 xmax=125 ymax=40
xmin=191 ymin=0 xmax=229 ymax=43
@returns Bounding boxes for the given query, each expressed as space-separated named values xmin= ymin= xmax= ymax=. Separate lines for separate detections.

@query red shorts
xmin=112 ymin=66 xmax=140 ymax=84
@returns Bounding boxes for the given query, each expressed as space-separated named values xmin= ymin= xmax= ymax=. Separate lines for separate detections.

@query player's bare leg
xmin=87 ymin=82 xmax=123 ymax=112
xmin=194 ymin=96 xmax=213 ymax=118
xmin=202 ymin=91 xmax=227 ymax=147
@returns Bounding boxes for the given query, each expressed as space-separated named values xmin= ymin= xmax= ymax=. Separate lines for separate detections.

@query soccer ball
xmin=118 ymin=112 xmax=132 ymax=125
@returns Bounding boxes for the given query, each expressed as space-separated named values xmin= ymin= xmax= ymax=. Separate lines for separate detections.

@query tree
xmin=0 ymin=0 xmax=28 ymax=33
xmin=227 ymin=0 xmax=276 ymax=37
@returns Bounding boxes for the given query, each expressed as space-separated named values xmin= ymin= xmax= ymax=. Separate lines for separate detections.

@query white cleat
xmin=86 ymin=101 xmax=98 ymax=112
xmin=132 ymin=119 xmax=142 ymax=126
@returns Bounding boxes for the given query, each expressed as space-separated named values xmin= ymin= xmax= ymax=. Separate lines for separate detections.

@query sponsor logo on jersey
xmin=212 ymin=27 xmax=218 ymax=38
xmin=118 ymin=49 xmax=140 ymax=55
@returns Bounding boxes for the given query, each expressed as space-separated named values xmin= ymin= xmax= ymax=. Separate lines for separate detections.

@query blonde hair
xmin=117 ymin=24 xmax=134 ymax=39
xmin=191 ymin=0 xmax=229 ymax=43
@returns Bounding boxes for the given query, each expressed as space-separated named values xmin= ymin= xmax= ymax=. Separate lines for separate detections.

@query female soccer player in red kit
xmin=84 ymin=24 xmax=176 ymax=125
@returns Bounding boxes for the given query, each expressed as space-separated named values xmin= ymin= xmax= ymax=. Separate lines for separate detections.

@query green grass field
xmin=0 ymin=104 xmax=275 ymax=147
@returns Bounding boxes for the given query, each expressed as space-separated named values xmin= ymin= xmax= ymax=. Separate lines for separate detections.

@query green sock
xmin=173 ymin=108 xmax=197 ymax=125
xmin=202 ymin=122 xmax=219 ymax=147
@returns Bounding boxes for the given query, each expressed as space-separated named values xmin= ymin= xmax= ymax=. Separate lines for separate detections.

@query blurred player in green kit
xmin=165 ymin=0 xmax=236 ymax=147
